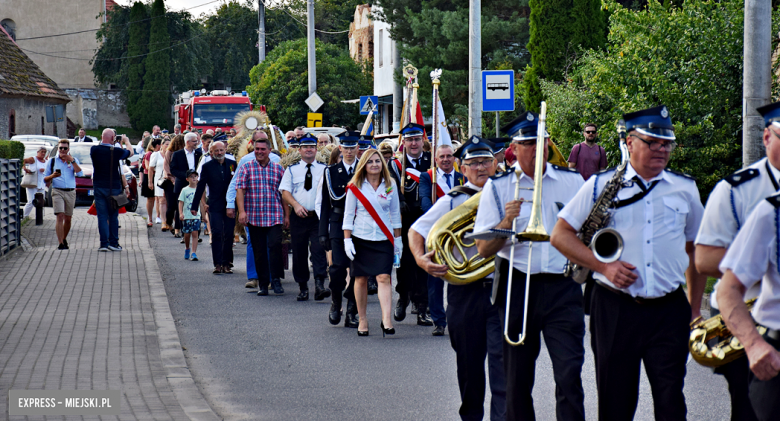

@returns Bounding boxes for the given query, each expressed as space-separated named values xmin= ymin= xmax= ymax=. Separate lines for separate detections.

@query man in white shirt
xmin=475 ymin=112 xmax=586 ymax=421
xmin=280 ymin=134 xmax=328 ymax=301
xmin=551 ymin=105 xmax=706 ymax=420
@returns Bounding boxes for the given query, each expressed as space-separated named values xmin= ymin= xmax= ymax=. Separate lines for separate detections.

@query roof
xmin=0 ymin=25 xmax=70 ymax=102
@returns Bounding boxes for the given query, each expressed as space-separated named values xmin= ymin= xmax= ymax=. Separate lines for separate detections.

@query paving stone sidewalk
xmin=0 ymin=209 xmax=218 ymax=420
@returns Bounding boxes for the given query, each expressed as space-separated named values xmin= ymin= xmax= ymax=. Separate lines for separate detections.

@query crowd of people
xmin=50 ymin=100 xmax=780 ymax=421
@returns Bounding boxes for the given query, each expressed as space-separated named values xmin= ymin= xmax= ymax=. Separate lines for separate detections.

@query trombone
xmin=504 ymin=102 xmax=550 ymax=346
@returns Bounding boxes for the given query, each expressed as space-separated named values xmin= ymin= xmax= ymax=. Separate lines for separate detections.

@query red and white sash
xmin=347 ymin=183 xmax=394 ymax=245
xmin=426 ymin=169 xmax=450 ymax=198
xmin=405 ymin=167 xmax=421 ymax=183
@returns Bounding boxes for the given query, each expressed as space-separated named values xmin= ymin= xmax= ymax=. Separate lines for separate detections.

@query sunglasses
xmin=59 ymin=147 xmax=69 ymax=150
xmin=584 ymin=131 xmax=597 ymax=134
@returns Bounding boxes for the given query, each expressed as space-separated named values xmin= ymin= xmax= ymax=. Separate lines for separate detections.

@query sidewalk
xmin=0 ymin=209 xmax=218 ymax=420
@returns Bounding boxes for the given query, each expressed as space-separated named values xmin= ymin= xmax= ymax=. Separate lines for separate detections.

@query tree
xmin=126 ymin=2 xmax=149 ymax=129
xmin=247 ymin=38 xmax=372 ymax=129
xmin=135 ymin=0 xmax=171 ymax=131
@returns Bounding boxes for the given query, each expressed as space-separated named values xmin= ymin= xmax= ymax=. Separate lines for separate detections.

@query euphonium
xmin=689 ymin=298 xmax=767 ymax=367
xmin=426 ymin=192 xmax=494 ymax=285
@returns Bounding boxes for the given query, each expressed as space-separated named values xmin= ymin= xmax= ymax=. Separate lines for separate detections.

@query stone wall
xmin=348 ymin=5 xmax=373 ymax=64
xmin=65 ymin=89 xmax=130 ymax=130
xmin=0 ymin=97 xmax=67 ymax=139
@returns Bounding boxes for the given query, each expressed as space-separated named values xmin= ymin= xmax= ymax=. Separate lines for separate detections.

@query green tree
xmin=247 ymin=38 xmax=372 ymax=129
xmin=126 ymin=2 xmax=149 ymax=129
xmin=542 ymin=0 xmax=780 ymax=201
xmin=135 ymin=0 xmax=171 ymax=131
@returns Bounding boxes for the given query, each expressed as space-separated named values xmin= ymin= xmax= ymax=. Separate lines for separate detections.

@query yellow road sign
xmin=307 ymin=113 xmax=323 ymax=127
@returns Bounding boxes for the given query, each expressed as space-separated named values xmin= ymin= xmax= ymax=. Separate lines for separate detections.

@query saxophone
xmin=563 ymin=119 xmax=630 ymax=284
xmin=689 ymin=298 xmax=767 ymax=367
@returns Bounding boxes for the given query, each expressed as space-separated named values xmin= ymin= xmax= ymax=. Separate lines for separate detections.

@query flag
xmin=365 ymin=121 xmax=373 ymax=136
xmin=433 ymin=97 xmax=452 ymax=147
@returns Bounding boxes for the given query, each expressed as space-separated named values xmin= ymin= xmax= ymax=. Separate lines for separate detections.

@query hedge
xmin=0 ymin=140 xmax=25 ymax=160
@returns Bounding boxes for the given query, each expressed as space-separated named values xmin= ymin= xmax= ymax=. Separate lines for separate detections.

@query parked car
xmin=11 ymin=134 xmax=61 ymax=148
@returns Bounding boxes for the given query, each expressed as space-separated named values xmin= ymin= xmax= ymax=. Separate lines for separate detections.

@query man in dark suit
xmin=418 ymin=143 xmax=464 ymax=334
xmin=170 ymin=132 xmax=203 ymax=232
xmin=395 ymin=122 xmax=434 ymax=326
xmin=192 ymin=140 xmax=236 ymax=273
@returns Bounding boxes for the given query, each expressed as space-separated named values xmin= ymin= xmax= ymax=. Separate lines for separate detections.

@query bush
xmin=0 ymin=140 xmax=25 ymax=160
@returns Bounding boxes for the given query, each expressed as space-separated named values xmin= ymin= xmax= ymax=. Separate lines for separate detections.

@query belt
xmin=596 ymin=281 xmax=682 ymax=305
xmin=54 ymin=188 xmax=75 ymax=191
xmin=332 ymin=207 xmax=344 ymax=215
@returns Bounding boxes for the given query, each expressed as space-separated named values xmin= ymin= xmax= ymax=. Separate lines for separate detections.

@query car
xmin=11 ymin=135 xmax=61 ymax=148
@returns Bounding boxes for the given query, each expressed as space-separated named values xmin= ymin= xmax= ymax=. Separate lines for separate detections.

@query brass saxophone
xmin=563 ymin=119 xmax=630 ymax=284
xmin=689 ymin=298 xmax=767 ymax=367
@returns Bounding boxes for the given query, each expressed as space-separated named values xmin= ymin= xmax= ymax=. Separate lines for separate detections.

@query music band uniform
xmin=280 ymin=134 xmax=329 ymax=300
xmin=411 ymin=138 xmax=506 ymax=421
xmin=718 ymin=193 xmax=780 ymax=421
xmin=557 ymin=106 xmax=705 ymax=420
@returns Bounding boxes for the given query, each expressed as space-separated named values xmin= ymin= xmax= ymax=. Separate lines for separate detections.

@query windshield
xmin=192 ymin=103 xmax=250 ymax=127
xmin=64 ymin=145 xmax=93 ymax=165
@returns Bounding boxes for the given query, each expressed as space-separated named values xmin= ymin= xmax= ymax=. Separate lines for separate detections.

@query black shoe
xmin=394 ymin=297 xmax=409 ymax=322
xmin=381 ymin=321 xmax=395 ymax=338
xmin=367 ymin=276 xmax=378 ymax=295
xmin=357 ymin=329 xmax=369 ymax=337
xmin=297 ymin=289 xmax=309 ymax=301
xmin=63 ymin=239 xmax=68 ymax=247
xmin=271 ymin=278 xmax=284 ymax=295
xmin=313 ymin=279 xmax=331 ymax=301
xmin=257 ymin=284 xmax=269 ymax=296
xmin=417 ymin=310 xmax=434 ymax=326
xmin=432 ymin=325 xmax=446 ymax=336
xmin=411 ymin=302 xmax=419 ymax=315
xmin=58 ymin=243 xmax=68 ymax=250
xmin=328 ymin=298 xmax=343 ymax=325
xmin=344 ymin=300 xmax=359 ymax=328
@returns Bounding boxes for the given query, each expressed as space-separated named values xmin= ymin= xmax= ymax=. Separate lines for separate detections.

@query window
xmin=41 ymin=116 xmax=45 ymax=135
xmin=357 ymin=43 xmax=362 ymax=62
xmin=1 ymin=19 xmax=15 ymax=41
xmin=378 ymin=29 xmax=383 ymax=67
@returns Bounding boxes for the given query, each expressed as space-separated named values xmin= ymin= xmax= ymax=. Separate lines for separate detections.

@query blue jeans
xmin=245 ymin=227 xmax=257 ymax=280
xmin=428 ymin=274 xmax=446 ymax=327
xmin=94 ymin=187 xmax=120 ymax=248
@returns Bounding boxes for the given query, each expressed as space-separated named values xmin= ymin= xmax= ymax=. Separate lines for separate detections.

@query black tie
xmin=348 ymin=166 xmax=354 ymax=177
xmin=305 ymin=163 xmax=313 ymax=191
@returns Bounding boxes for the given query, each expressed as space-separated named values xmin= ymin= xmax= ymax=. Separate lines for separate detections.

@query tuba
xmin=689 ymin=298 xmax=767 ymax=367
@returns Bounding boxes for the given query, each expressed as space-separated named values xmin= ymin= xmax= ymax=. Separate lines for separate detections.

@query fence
xmin=0 ymin=158 xmax=22 ymax=256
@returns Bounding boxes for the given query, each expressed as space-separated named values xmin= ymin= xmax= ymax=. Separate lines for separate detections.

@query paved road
xmin=138 ymin=196 xmax=731 ymax=420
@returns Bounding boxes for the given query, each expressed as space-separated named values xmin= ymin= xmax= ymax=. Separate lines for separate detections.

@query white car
xmin=11 ymin=134 xmax=61 ymax=148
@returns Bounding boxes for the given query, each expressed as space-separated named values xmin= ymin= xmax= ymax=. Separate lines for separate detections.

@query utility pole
xmin=743 ymin=0 xmax=771 ymax=166
xmin=258 ymin=0 xmax=265 ymax=64
xmin=468 ymin=0 xmax=481 ymax=137
xmin=307 ymin=0 xmax=316 ymax=95
xmin=393 ymin=40 xmax=402 ymax=132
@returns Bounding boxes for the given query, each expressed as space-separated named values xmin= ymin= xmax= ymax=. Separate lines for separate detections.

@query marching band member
xmin=318 ymin=133 xmax=360 ymax=328
xmin=552 ymin=106 xmax=706 ymax=420
xmin=489 ymin=138 xmax=508 ymax=173
xmin=410 ymin=137 xmax=506 ymax=420
xmin=419 ymin=144 xmax=464 ymax=335
xmin=342 ymin=148 xmax=402 ymax=336
xmin=280 ymin=134 xmax=329 ymax=302
xmin=395 ymin=122 xmax=434 ymax=326
xmin=690 ymin=102 xmax=780 ymax=420
xmin=475 ymin=112 xmax=586 ymax=421
xmin=717 ymin=192 xmax=780 ymax=421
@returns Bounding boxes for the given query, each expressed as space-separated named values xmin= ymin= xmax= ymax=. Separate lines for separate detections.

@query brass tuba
xmin=689 ymin=298 xmax=767 ymax=367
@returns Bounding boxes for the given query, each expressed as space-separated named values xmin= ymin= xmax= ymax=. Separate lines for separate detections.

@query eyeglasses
xmin=59 ymin=147 xmax=69 ymax=150
xmin=584 ymin=131 xmax=597 ymax=134
xmin=462 ymin=160 xmax=493 ymax=169
xmin=630 ymin=135 xmax=677 ymax=152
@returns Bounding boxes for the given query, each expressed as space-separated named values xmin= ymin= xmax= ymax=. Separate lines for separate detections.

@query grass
xmin=85 ymin=126 xmax=146 ymax=142
xmin=705 ymin=277 xmax=717 ymax=294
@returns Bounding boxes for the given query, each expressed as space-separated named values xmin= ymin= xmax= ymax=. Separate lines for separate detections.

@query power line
xmin=22 ymin=34 xmax=203 ymax=61
xmin=262 ymin=0 xmax=350 ymax=34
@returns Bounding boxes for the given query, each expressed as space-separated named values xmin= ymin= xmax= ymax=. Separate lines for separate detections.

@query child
xmin=178 ymin=169 xmax=201 ymax=261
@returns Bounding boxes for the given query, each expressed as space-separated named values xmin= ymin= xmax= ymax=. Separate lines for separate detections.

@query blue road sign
xmin=360 ymin=96 xmax=379 ymax=115
xmin=482 ymin=70 xmax=515 ymax=112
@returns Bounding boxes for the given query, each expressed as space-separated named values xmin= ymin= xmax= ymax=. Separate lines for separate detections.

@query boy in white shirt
xmin=179 ymin=169 xmax=201 ymax=261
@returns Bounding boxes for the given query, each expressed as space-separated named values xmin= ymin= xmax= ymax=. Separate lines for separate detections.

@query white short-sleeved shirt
xmin=695 ymin=157 xmax=777 ymax=308
xmin=719 ymin=197 xmax=780 ymax=330
xmin=474 ymin=163 xmax=584 ymax=274
xmin=558 ymin=163 xmax=704 ymax=298
xmin=279 ymin=160 xmax=326 ymax=211
xmin=342 ymin=179 xmax=402 ymax=241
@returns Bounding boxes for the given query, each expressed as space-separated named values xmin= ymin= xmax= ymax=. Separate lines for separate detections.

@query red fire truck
xmin=174 ymin=90 xmax=252 ymax=133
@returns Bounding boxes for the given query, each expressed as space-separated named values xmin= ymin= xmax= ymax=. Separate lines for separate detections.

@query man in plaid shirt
xmin=236 ymin=136 xmax=286 ymax=296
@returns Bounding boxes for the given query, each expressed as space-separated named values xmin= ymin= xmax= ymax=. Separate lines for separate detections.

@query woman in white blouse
xmin=343 ymin=149 xmax=402 ymax=337
xmin=148 ymin=137 xmax=170 ymax=230
xmin=22 ymin=145 xmax=49 ymax=218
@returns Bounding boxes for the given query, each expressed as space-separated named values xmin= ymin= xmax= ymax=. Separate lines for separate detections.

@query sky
xmin=113 ymin=0 xmax=237 ymax=18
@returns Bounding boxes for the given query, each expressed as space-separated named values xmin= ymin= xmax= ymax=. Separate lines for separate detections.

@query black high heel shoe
xmin=357 ymin=324 xmax=369 ymax=336
xmin=380 ymin=321 xmax=395 ymax=337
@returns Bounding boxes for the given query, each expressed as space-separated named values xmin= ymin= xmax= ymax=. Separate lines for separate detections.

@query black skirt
xmin=352 ymin=237 xmax=394 ymax=277
xmin=140 ymin=173 xmax=155 ymax=198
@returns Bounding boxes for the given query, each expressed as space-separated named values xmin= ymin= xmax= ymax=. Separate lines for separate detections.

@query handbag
xmin=156 ymin=177 xmax=173 ymax=190
xmin=108 ymin=146 xmax=130 ymax=211
xmin=21 ymin=166 xmax=38 ymax=189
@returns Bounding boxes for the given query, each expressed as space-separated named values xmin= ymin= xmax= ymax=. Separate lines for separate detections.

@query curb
xmin=133 ymin=214 xmax=221 ymax=421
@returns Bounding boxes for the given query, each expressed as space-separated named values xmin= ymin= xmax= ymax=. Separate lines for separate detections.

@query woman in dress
xmin=164 ymin=135 xmax=184 ymax=236
xmin=149 ymin=137 xmax=170 ymax=230
xmin=22 ymin=145 xmax=49 ymax=218
xmin=342 ymin=149 xmax=402 ymax=336
xmin=141 ymin=137 xmax=159 ymax=227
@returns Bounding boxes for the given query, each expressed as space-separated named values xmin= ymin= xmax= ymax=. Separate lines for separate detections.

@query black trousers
xmin=267 ymin=224 xmax=284 ymax=281
xmin=247 ymin=224 xmax=271 ymax=287
xmin=290 ymin=213 xmax=327 ymax=287
xmin=208 ymin=209 xmax=235 ymax=267
xmin=164 ymin=183 xmax=181 ymax=229
xmin=397 ymin=212 xmax=428 ymax=306
xmin=710 ymin=308 xmax=758 ymax=421
xmin=495 ymin=266 xmax=585 ymax=421
xmin=329 ymin=235 xmax=355 ymax=301
xmin=748 ymin=335 xmax=780 ymax=421
xmin=447 ymin=279 xmax=506 ymax=421
xmin=590 ymin=283 xmax=690 ymax=421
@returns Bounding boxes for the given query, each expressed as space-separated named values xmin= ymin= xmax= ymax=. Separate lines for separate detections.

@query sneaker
xmin=98 ymin=247 xmax=109 ymax=252
xmin=191 ymin=253 xmax=198 ymax=261
xmin=155 ymin=217 xmax=161 ymax=224
xmin=107 ymin=245 xmax=122 ymax=252
xmin=245 ymin=279 xmax=258 ymax=288
xmin=257 ymin=284 xmax=269 ymax=296
xmin=184 ymin=249 xmax=190 ymax=259
xmin=271 ymin=278 xmax=284 ymax=295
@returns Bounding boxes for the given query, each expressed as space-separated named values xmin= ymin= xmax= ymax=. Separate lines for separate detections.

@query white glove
xmin=344 ymin=238 xmax=356 ymax=261
xmin=394 ymin=236 xmax=403 ymax=259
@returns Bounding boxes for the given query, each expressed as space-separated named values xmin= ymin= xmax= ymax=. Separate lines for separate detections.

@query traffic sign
xmin=305 ymin=92 xmax=324 ymax=112
xmin=482 ymin=70 xmax=515 ymax=112
xmin=360 ymin=96 xmax=378 ymax=115
xmin=307 ymin=113 xmax=323 ymax=127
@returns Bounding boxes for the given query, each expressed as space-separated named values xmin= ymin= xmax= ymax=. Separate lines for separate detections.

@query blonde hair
xmin=349 ymin=149 xmax=395 ymax=190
